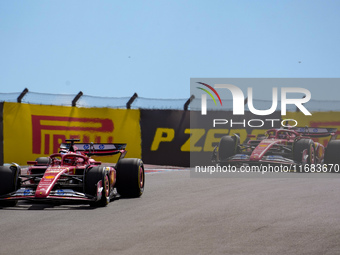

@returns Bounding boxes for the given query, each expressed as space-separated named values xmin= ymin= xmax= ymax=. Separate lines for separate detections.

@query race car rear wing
xmin=292 ymin=127 xmax=338 ymax=138
xmin=60 ymin=141 xmax=127 ymax=157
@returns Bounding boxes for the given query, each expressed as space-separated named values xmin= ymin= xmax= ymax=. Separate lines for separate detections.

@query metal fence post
xmin=126 ymin=93 xmax=138 ymax=109
xmin=72 ymin=91 xmax=83 ymax=107
xmin=17 ymin=88 xmax=29 ymax=103
xmin=184 ymin=95 xmax=195 ymax=111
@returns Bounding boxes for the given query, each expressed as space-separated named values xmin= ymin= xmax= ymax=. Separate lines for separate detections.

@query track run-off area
xmin=1 ymin=165 xmax=340 ymax=255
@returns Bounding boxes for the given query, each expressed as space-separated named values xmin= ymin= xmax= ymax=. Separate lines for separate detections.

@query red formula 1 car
xmin=0 ymin=139 xmax=144 ymax=207
xmin=213 ymin=127 xmax=340 ymax=167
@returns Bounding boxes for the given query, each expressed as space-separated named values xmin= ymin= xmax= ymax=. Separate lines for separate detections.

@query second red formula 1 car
xmin=213 ymin=127 xmax=340 ymax=167
xmin=0 ymin=139 xmax=144 ymax=207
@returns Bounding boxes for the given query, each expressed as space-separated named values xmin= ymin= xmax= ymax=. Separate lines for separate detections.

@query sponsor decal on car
xmin=56 ymin=189 xmax=65 ymax=196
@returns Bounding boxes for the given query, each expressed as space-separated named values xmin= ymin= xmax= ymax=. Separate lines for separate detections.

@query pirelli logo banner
xmin=3 ymin=103 xmax=141 ymax=164
xmin=140 ymin=109 xmax=190 ymax=167
xmin=31 ymin=116 xmax=114 ymax=154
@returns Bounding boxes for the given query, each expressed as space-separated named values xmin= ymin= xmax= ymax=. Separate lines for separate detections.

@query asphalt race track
xmin=1 ymin=166 xmax=340 ymax=255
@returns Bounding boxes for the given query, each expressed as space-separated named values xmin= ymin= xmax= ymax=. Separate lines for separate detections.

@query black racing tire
xmin=115 ymin=158 xmax=144 ymax=198
xmin=293 ymin=139 xmax=315 ymax=167
xmin=35 ymin=157 xmax=51 ymax=166
xmin=324 ymin=140 xmax=340 ymax=171
xmin=0 ymin=165 xmax=20 ymax=207
xmin=84 ymin=166 xmax=110 ymax=207
xmin=218 ymin=136 xmax=239 ymax=161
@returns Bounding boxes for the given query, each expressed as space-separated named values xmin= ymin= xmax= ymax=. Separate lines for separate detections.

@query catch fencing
xmin=1 ymin=89 xmax=339 ymax=112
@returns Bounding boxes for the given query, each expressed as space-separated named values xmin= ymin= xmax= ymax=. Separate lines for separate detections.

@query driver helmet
xmin=59 ymin=149 xmax=68 ymax=154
